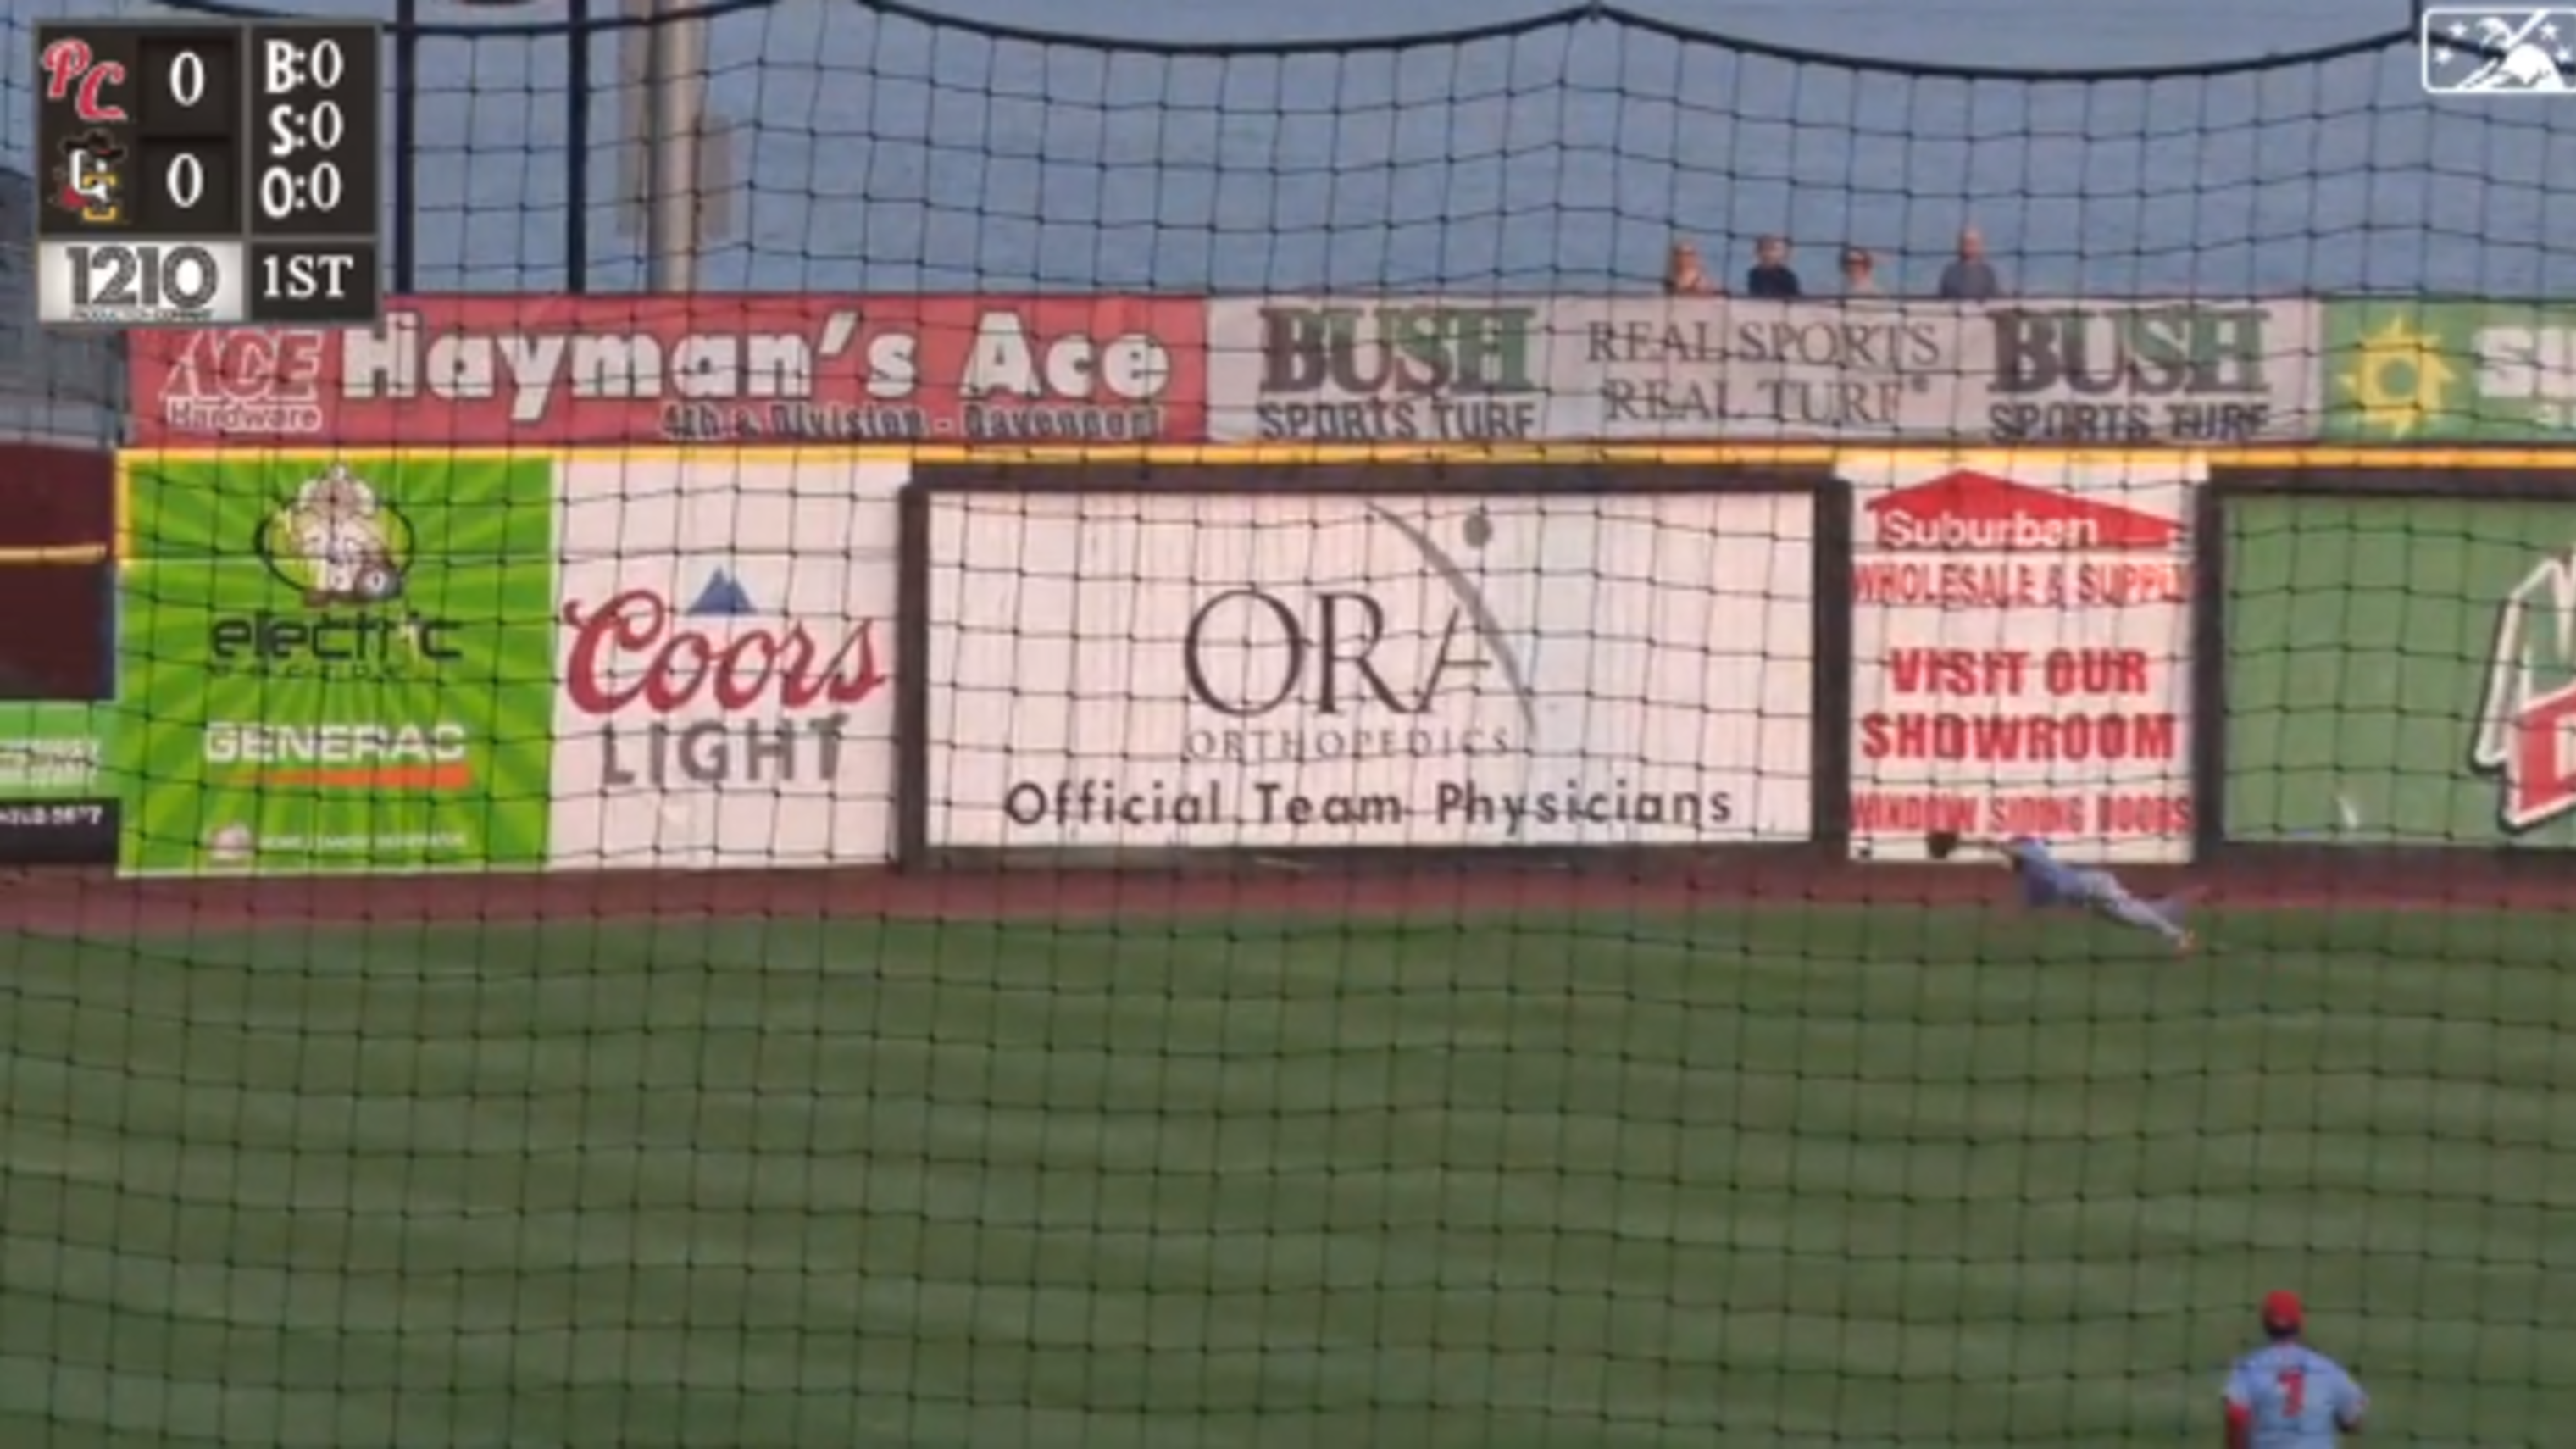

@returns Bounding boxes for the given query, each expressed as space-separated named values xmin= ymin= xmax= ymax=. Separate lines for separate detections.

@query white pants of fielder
xmin=2072 ymin=869 xmax=2189 ymax=946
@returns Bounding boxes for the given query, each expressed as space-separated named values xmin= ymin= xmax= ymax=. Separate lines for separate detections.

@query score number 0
xmin=160 ymin=47 xmax=214 ymax=214
xmin=258 ymin=37 xmax=351 ymax=223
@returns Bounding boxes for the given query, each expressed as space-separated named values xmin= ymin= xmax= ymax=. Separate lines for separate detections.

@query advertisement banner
xmin=2226 ymin=496 xmax=2576 ymax=847
xmin=550 ymin=458 xmax=900 ymax=869
xmin=1563 ymin=298 xmax=1975 ymax=440
xmin=0 ymin=704 xmax=116 ymax=863
xmin=1202 ymin=299 xmax=1568 ymax=442
xmin=2321 ymin=300 xmax=2576 ymax=442
xmin=1845 ymin=454 xmax=2199 ymax=863
xmin=1969 ymin=302 xmax=2318 ymax=446
xmin=0 ymin=443 xmax=118 ymax=863
xmin=1207 ymin=297 xmax=2322 ymax=444
xmin=924 ymin=491 xmax=1817 ymax=849
xmin=128 ymin=296 xmax=1208 ymax=446
xmin=116 ymin=456 xmax=558 ymax=873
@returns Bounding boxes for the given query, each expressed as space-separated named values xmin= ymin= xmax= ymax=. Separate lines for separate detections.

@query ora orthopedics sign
xmin=924 ymin=490 xmax=1821 ymax=849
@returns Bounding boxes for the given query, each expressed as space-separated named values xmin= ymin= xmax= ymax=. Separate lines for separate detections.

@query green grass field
xmin=1 ymin=907 xmax=2570 ymax=1447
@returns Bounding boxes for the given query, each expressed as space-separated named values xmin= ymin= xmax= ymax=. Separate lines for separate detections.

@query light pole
xmin=447 ymin=0 xmax=705 ymax=294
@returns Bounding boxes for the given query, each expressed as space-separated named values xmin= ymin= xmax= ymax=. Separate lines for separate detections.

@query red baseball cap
xmin=2262 ymin=1291 xmax=2304 ymax=1334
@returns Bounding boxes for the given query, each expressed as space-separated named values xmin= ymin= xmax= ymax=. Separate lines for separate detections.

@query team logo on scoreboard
xmin=2423 ymin=8 xmax=2576 ymax=93
xmin=49 ymin=130 xmax=124 ymax=225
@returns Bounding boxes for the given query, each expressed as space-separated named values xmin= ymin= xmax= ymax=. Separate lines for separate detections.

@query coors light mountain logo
xmin=1865 ymin=469 xmax=2183 ymax=552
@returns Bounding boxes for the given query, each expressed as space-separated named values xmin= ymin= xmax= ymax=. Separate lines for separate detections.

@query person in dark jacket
xmin=1745 ymin=235 xmax=1802 ymax=298
xmin=1937 ymin=226 xmax=2004 ymax=300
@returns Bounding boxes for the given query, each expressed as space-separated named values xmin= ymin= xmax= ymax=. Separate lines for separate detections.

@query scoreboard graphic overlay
xmin=32 ymin=22 xmax=383 ymax=328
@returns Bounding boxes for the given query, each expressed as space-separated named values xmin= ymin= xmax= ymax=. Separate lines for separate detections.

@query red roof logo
xmin=1866 ymin=469 xmax=2181 ymax=552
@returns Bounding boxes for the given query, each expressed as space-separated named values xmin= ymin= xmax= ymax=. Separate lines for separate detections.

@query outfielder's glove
xmin=1926 ymin=830 xmax=1961 ymax=861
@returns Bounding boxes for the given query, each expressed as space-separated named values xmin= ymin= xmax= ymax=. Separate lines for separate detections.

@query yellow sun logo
xmin=2338 ymin=314 xmax=2459 ymax=439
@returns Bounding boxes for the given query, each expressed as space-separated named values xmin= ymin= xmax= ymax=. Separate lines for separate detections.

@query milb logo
xmin=2421 ymin=9 xmax=2576 ymax=93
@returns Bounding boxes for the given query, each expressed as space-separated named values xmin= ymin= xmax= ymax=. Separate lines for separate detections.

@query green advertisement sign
xmin=2322 ymin=301 xmax=2576 ymax=442
xmin=2227 ymin=495 xmax=2576 ymax=847
xmin=117 ymin=456 xmax=558 ymax=873
xmin=0 ymin=702 xmax=117 ymax=862
xmin=0 ymin=703 xmax=112 ymax=794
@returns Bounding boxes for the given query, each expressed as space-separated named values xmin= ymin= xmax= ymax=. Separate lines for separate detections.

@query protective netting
xmin=5 ymin=3 xmax=2575 ymax=1446
xmin=0 ymin=2 xmax=2537 ymax=296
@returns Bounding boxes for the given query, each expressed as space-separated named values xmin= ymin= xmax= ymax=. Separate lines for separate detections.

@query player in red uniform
xmin=2223 ymin=1291 xmax=2367 ymax=1447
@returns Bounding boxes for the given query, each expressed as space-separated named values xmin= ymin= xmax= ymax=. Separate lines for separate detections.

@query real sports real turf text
xmin=1001 ymin=777 xmax=1736 ymax=835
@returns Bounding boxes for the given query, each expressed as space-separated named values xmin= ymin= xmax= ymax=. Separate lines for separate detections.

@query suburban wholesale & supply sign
xmin=1846 ymin=455 xmax=2198 ymax=863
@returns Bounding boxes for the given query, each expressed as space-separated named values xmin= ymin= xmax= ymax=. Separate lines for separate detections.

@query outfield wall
xmin=84 ymin=444 xmax=2576 ymax=876
xmin=0 ymin=443 xmax=117 ymax=865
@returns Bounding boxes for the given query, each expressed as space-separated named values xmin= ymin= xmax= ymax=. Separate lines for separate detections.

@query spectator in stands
xmin=1840 ymin=246 xmax=1881 ymax=296
xmin=1665 ymin=240 xmax=1722 ymax=295
xmin=1937 ymin=227 xmax=2003 ymax=300
xmin=1745 ymin=236 xmax=1802 ymax=297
